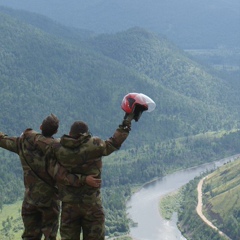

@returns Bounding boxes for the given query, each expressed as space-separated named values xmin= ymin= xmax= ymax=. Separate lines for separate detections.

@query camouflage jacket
xmin=49 ymin=123 xmax=130 ymax=203
xmin=0 ymin=129 xmax=85 ymax=207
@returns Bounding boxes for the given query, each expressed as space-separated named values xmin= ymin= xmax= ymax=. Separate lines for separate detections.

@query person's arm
xmin=0 ymin=132 xmax=19 ymax=153
xmin=46 ymin=147 xmax=100 ymax=188
xmin=53 ymin=162 xmax=100 ymax=188
xmin=85 ymin=114 xmax=133 ymax=157
xmin=102 ymin=113 xmax=134 ymax=156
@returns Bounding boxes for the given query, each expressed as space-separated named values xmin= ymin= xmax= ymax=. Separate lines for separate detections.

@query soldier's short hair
xmin=69 ymin=121 xmax=88 ymax=138
xmin=41 ymin=114 xmax=59 ymax=137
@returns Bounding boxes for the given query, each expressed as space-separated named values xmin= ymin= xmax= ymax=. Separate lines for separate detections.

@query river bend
xmin=127 ymin=155 xmax=240 ymax=240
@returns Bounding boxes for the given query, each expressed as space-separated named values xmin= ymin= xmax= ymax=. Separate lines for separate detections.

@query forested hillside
xmin=202 ymin=158 xmax=240 ymax=239
xmin=1 ymin=9 xmax=239 ymax=142
xmin=178 ymin=158 xmax=240 ymax=240
xmin=0 ymin=0 xmax=239 ymax=49
xmin=0 ymin=10 xmax=157 ymax=139
xmin=103 ymin=130 xmax=240 ymax=187
xmin=177 ymin=175 xmax=226 ymax=240
xmin=88 ymin=28 xmax=236 ymax=101
xmin=0 ymin=8 xmax=240 ymax=238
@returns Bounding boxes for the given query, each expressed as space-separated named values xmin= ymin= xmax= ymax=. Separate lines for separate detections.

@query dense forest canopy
xmin=0 ymin=9 xmax=239 ymax=140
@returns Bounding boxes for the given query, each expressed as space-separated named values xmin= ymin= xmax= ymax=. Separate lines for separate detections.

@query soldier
xmin=48 ymin=113 xmax=134 ymax=240
xmin=0 ymin=114 xmax=99 ymax=240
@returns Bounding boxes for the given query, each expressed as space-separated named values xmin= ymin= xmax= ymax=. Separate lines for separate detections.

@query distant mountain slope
xmin=203 ymin=158 xmax=240 ymax=239
xmin=0 ymin=6 xmax=95 ymax=43
xmin=87 ymin=27 xmax=240 ymax=130
xmin=0 ymin=11 xmax=158 ymax=138
xmin=0 ymin=10 xmax=239 ymax=142
xmin=0 ymin=0 xmax=239 ymax=48
xmin=88 ymin=27 xmax=240 ymax=107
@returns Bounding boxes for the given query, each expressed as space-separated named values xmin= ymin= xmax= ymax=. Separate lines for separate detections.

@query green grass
xmin=0 ymin=200 xmax=23 ymax=240
xmin=159 ymin=189 xmax=183 ymax=220
xmin=0 ymin=200 xmax=62 ymax=240
xmin=0 ymin=202 xmax=134 ymax=240
xmin=203 ymin=158 xmax=240 ymax=223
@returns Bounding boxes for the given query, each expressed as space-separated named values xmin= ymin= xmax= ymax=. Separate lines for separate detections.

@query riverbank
xmin=195 ymin=157 xmax=240 ymax=240
xmin=159 ymin=190 xmax=183 ymax=220
xmin=127 ymin=155 xmax=240 ymax=239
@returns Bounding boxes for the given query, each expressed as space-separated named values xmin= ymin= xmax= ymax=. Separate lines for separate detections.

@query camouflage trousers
xmin=21 ymin=199 xmax=60 ymax=240
xmin=60 ymin=201 xmax=105 ymax=240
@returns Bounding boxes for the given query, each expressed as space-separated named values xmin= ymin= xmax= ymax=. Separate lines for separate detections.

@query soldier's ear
xmin=40 ymin=125 xmax=42 ymax=131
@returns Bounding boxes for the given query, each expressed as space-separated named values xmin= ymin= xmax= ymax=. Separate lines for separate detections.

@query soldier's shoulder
xmin=91 ymin=136 xmax=101 ymax=141
xmin=0 ymin=132 xmax=6 ymax=138
xmin=33 ymin=137 xmax=59 ymax=154
xmin=22 ymin=128 xmax=38 ymax=137
xmin=51 ymin=139 xmax=61 ymax=148
xmin=21 ymin=129 xmax=40 ymax=143
xmin=91 ymin=136 xmax=105 ymax=147
xmin=37 ymin=136 xmax=59 ymax=145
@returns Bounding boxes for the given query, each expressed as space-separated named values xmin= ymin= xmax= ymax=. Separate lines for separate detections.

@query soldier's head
xmin=40 ymin=114 xmax=59 ymax=137
xmin=69 ymin=121 xmax=88 ymax=138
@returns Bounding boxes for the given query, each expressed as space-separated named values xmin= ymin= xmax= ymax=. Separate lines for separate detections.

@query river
xmin=127 ymin=155 xmax=240 ymax=240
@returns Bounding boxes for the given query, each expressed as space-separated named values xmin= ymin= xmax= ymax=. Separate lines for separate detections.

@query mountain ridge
xmin=1 ymin=9 xmax=239 ymax=141
xmin=0 ymin=0 xmax=239 ymax=48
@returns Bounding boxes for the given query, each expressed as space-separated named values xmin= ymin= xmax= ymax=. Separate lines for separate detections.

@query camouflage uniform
xmin=0 ymin=129 xmax=85 ymax=240
xmin=49 ymin=122 xmax=131 ymax=240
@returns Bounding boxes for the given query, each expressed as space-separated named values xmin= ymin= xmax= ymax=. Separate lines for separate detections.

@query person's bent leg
xmin=21 ymin=200 xmax=42 ymax=240
xmin=60 ymin=202 xmax=82 ymax=240
xmin=82 ymin=202 xmax=105 ymax=240
xmin=41 ymin=200 xmax=60 ymax=240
